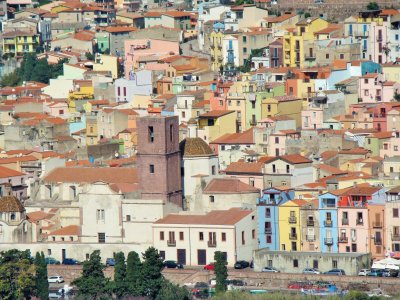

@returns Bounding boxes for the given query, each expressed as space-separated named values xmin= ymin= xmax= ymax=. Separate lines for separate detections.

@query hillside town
xmin=1 ymin=0 xmax=400 ymax=288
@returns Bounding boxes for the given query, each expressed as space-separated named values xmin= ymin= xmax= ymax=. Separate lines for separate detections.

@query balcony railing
xmin=265 ymin=228 xmax=272 ymax=234
xmin=288 ymin=216 xmax=297 ymax=224
xmin=208 ymin=240 xmax=217 ymax=247
xmin=342 ymin=219 xmax=349 ymax=225
xmin=305 ymin=55 xmax=316 ymax=60
xmin=339 ymin=236 xmax=348 ymax=243
xmin=324 ymin=220 xmax=333 ymax=227
xmin=306 ymin=235 xmax=315 ymax=242
xmin=392 ymin=234 xmax=400 ymax=241
xmin=294 ymin=47 xmax=300 ymax=52
xmin=375 ymin=239 xmax=382 ymax=245
xmin=356 ymin=219 xmax=364 ymax=226
xmin=289 ymin=233 xmax=297 ymax=240
xmin=167 ymin=240 xmax=176 ymax=246
xmin=307 ymin=220 xmax=314 ymax=227
xmin=372 ymin=222 xmax=383 ymax=228
xmin=324 ymin=238 xmax=334 ymax=245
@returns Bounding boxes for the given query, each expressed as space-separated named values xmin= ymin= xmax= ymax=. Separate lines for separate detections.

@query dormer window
xmin=10 ymin=213 xmax=15 ymax=221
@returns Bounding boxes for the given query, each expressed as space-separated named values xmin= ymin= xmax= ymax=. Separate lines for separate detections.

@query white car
xmin=261 ymin=267 xmax=280 ymax=273
xmin=48 ymin=276 xmax=64 ymax=283
xmin=358 ymin=269 xmax=370 ymax=276
xmin=303 ymin=268 xmax=320 ymax=275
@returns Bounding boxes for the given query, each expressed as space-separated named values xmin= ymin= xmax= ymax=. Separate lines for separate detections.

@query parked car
xmin=234 ymin=260 xmax=250 ymax=269
xmin=302 ymin=268 xmax=320 ymax=275
xmin=204 ymin=263 xmax=215 ymax=271
xmin=192 ymin=282 xmax=209 ymax=298
xmin=48 ymin=276 xmax=64 ymax=283
xmin=324 ymin=269 xmax=346 ymax=276
xmin=62 ymin=258 xmax=79 ymax=265
xmin=383 ymin=269 xmax=398 ymax=277
xmin=45 ymin=257 xmax=60 ymax=265
xmin=227 ymin=279 xmax=246 ymax=287
xmin=106 ymin=258 xmax=115 ymax=266
xmin=163 ymin=260 xmax=183 ymax=269
xmin=261 ymin=267 xmax=280 ymax=273
xmin=368 ymin=269 xmax=384 ymax=277
xmin=358 ymin=269 xmax=370 ymax=276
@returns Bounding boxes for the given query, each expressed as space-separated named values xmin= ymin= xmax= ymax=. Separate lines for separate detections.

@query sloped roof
xmin=48 ymin=225 xmax=80 ymax=236
xmin=203 ymin=178 xmax=259 ymax=194
xmin=224 ymin=161 xmax=264 ymax=175
xmin=154 ymin=208 xmax=253 ymax=225
xmin=211 ymin=128 xmax=254 ymax=145
xmin=179 ymin=138 xmax=213 ymax=157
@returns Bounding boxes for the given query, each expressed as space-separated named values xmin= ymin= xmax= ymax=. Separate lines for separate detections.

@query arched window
xmin=10 ymin=213 xmax=16 ymax=221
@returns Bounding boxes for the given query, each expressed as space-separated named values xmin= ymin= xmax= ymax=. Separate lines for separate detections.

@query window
xmin=149 ymin=164 xmax=155 ymax=174
xmin=222 ymin=232 xmax=226 ymax=241
xmin=252 ymin=229 xmax=255 ymax=239
xmin=266 ymin=208 xmax=271 ymax=218
xmin=339 ymin=54 xmax=344 ymax=59
xmin=313 ymin=260 xmax=318 ymax=269
xmin=266 ymin=235 xmax=272 ymax=243
xmin=326 ymin=54 xmax=329 ymax=59
xmin=182 ymin=111 xmax=186 ymax=118
xmin=394 ymin=208 xmax=399 ymax=218
xmin=170 ymin=124 xmax=173 ymax=142
xmin=160 ymin=231 xmax=164 ymax=240
xmin=96 ymin=209 xmax=105 ymax=221
xmin=199 ymin=232 xmax=204 ymax=241
xmin=211 ymin=166 xmax=216 ymax=175
xmin=332 ymin=260 xmax=338 ymax=269
xmin=126 ymin=215 xmax=131 ymax=221
xmin=241 ymin=231 xmax=245 ymax=245
xmin=286 ymin=164 xmax=290 ymax=174
xmin=209 ymin=195 xmax=215 ymax=203
xmin=293 ymin=259 xmax=298 ymax=268
xmin=98 ymin=232 xmax=105 ymax=243
xmin=275 ymin=137 xmax=279 ymax=144
xmin=395 ymin=146 xmax=399 ymax=151
xmin=148 ymin=126 xmax=154 ymax=142
xmin=243 ymin=47 xmax=247 ymax=53
xmin=249 ymin=177 xmax=255 ymax=186
xmin=48 ymin=249 xmax=52 ymax=256
xmin=179 ymin=232 xmax=184 ymax=241
xmin=243 ymin=36 xmax=247 ymax=43
xmin=364 ymin=78 xmax=369 ymax=84
xmin=159 ymin=251 xmax=166 ymax=260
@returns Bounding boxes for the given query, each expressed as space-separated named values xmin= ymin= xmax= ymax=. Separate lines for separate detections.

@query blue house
xmin=319 ymin=192 xmax=340 ymax=253
xmin=257 ymin=187 xmax=294 ymax=250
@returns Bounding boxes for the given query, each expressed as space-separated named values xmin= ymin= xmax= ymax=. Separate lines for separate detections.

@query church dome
xmin=0 ymin=196 xmax=24 ymax=212
xmin=179 ymin=138 xmax=213 ymax=157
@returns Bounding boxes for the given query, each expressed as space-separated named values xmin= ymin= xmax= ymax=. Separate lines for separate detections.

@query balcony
xmin=324 ymin=238 xmax=334 ymax=245
xmin=306 ymin=235 xmax=315 ymax=242
xmin=294 ymin=47 xmax=300 ymax=52
xmin=373 ymin=222 xmax=383 ymax=228
xmin=307 ymin=220 xmax=314 ymax=227
xmin=392 ymin=234 xmax=400 ymax=241
xmin=356 ymin=219 xmax=364 ymax=226
xmin=265 ymin=228 xmax=272 ymax=234
xmin=288 ymin=216 xmax=297 ymax=224
xmin=305 ymin=55 xmax=316 ymax=61
xmin=339 ymin=236 xmax=348 ymax=243
xmin=342 ymin=219 xmax=349 ymax=225
xmin=271 ymin=55 xmax=279 ymax=60
xmin=354 ymin=31 xmax=369 ymax=37
xmin=167 ymin=240 xmax=176 ymax=246
xmin=208 ymin=240 xmax=217 ymax=247
xmin=377 ymin=36 xmax=383 ymax=42
xmin=375 ymin=239 xmax=382 ymax=245
xmin=375 ymin=95 xmax=382 ymax=101
xmin=289 ymin=233 xmax=297 ymax=240
xmin=324 ymin=220 xmax=333 ymax=227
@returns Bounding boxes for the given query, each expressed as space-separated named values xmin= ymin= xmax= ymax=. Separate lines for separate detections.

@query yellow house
xmin=278 ymin=199 xmax=306 ymax=251
xmin=226 ymin=81 xmax=247 ymax=132
xmin=68 ymin=81 xmax=94 ymax=113
xmin=198 ymin=110 xmax=237 ymax=143
xmin=2 ymin=30 xmax=39 ymax=55
xmin=382 ymin=63 xmax=400 ymax=83
xmin=283 ymin=17 xmax=329 ymax=68
xmin=262 ymin=95 xmax=303 ymax=127
xmin=93 ymin=54 xmax=119 ymax=79
xmin=210 ymin=30 xmax=224 ymax=72
xmin=86 ymin=114 xmax=98 ymax=145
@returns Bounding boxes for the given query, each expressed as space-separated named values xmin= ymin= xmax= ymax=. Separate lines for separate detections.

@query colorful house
xmin=197 ymin=110 xmax=237 ymax=143
xmin=319 ymin=191 xmax=339 ymax=253
xmin=1 ymin=30 xmax=40 ymax=55
xmin=278 ymin=199 xmax=306 ymax=251
xmin=257 ymin=187 xmax=294 ymax=250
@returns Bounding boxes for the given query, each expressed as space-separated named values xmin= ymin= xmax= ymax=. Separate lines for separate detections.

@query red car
xmin=204 ymin=263 xmax=215 ymax=271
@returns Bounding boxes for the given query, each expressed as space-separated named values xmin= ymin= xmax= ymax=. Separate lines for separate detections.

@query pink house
xmin=209 ymin=81 xmax=233 ymax=111
xmin=45 ymin=101 xmax=69 ymax=118
xmin=124 ymin=39 xmax=180 ymax=78
xmin=267 ymin=130 xmax=300 ymax=156
xmin=301 ymin=106 xmax=323 ymax=130
xmin=380 ymin=131 xmax=400 ymax=158
xmin=387 ymin=108 xmax=400 ymax=131
xmin=359 ymin=73 xmax=400 ymax=103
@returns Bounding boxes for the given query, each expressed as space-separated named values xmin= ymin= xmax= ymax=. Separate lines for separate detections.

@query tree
xmin=126 ymin=251 xmax=142 ymax=296
xmin=85 ymin=52 xmax=95 ymax=61
xmin=35 ymin=252 xmax=49 ymax=300
xmin=113 ymin=252 xmax=127 ymax=299
xmin=0 ymin=71 xmax=20 ymax=87
xmin=366 ymin=2 xmax=379 ymax=10
xmin=72 ymin=250 xmax=112 ymax=299
xmin=0 ymin=249 xmax=36 ymax=300
xmin=304 ymin=12 xmax=311 ymax=18
xmin=214 ymin=251 xmax=228 ymax=294
xmin=18 ymin=53 xmax=37 ymax=82
xmin=141 ymin=247 xmax=164 ymax=299
xmin=31 ymin=58 xmax=51 ymax=84
xmin=155 ymin=280 xmax=191 ymax=300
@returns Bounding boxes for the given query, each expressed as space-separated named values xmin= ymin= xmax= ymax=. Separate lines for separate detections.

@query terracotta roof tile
xmin=0 ymin=196 xmax=24 ymax=212
xmin=199 ymin=110 xmax=234 ymax=118
xmin=274 ymin=154 xmax=312 ymax=164
xmin=224 ymin=161 xmax=264 ymax=175
xmin=179 ymin=138 xmax=213 ymax=157
xmin=154 ymin=208 xmax=253 ymax=225
xmin=203 ymin=178 xmax=259 ymax=194
xmin=211 ymin=128 xmax=254 ymax=145
xmin=48 ymin=225 xmax=80 ymax=236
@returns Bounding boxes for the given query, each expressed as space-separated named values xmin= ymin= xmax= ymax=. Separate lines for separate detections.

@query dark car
xmin=368 ymin=269 xmax=384 ymax=277
xmin=106 ymin=258 xmax=115 ymax=267
xmin=382 ymin=269 xmax=398 ymax=277
xmin=163 ymin=260 xmax=183 ymax=269
xmin=62 ymin=258 xmax=79 ymax=265
xmin=192 ymin=282 xmax=208 ymax=299
xmin=324 ymin=269 xmax=346 ymax=276
xmin=234 ymin=260 xmax=250 ymax=269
